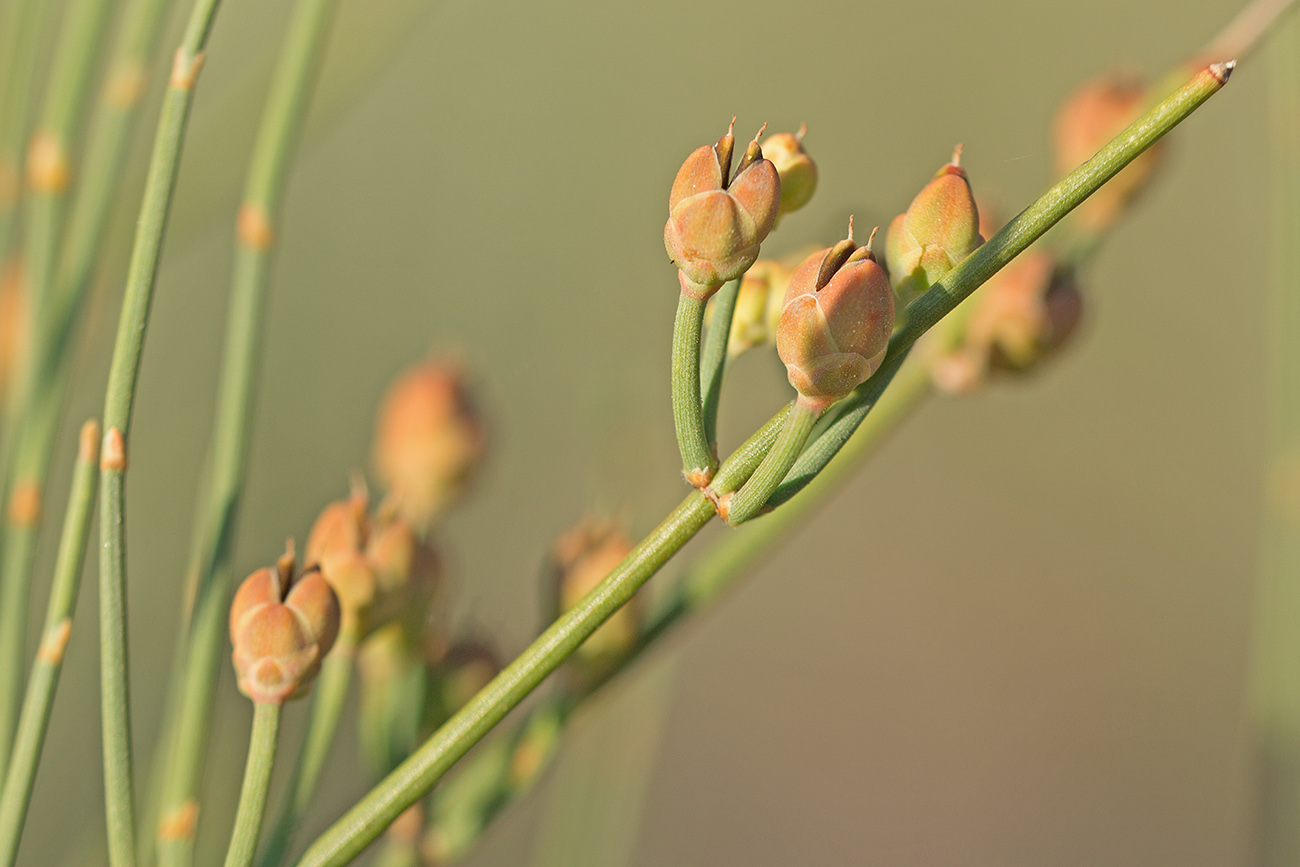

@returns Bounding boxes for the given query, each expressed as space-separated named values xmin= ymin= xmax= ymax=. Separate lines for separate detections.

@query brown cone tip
xmin=1209 ymin=60 xmax=1236 ymax=83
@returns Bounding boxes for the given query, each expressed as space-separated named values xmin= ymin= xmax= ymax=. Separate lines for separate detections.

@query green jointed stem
xmin=291 ymin=60 xmax=1230 ymax=867
xmin=699 ymin=278 xmax=740 ymax=450
xmin=723 ymin=400 xmax=818 ymax=525
xmin=222 ymin=703 xmax=282 ymax=867
xmin=0 ymin=0 xmax=56 ymax=264
xmin=776 ymin=62 xmax=1234 ymax=499
xmin=98 ymin=3 xmax=223 ymax=867
xmin=0 ymin=0 xmax=174 ymax=789
xmin=671 ymin=291 xmax=715 ymax=482
xmin=152 ymin=2 xmax=338 ymax=863
xmin=0 ymin=421 xmax=99 ymax=867
xmin=255 ymin=637 xmax=356 ymax=867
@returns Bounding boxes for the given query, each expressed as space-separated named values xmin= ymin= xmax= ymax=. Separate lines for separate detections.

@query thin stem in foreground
xmin=222 ymin=703 xmax=282 ymax=867
xmin=0 ymin=420 xmax=99 ymax=867
xmin=699 ymin=277 xmax=740 ymax=452
xmin=152 ymin=1 xmax=338 ymax=861
xmin=671 ymin=289 xmax=715 ymax=486
xmin=291 ymin=59 xmax=1231 ymax=867
xmin=97 ymin=3 xmax=224 ymax=866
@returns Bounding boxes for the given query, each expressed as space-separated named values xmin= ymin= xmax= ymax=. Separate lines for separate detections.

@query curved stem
xmin=255 ymin=637 xmax=356 ymax=867
xmin=0 ymin=421 xmax=99 ymax=867
xmin=699 ymin=278 xmax=740 ymax=451
xmin=222 ymin=703 xmax=282 ymax=867
xmin=671 ymin=291 xmax=715 ymax=485
xmin=152 ymin=2 xmax=338 ymax=862
xmin=97 ymin=4 xmax=224 ymax=867
xmin=723 ymin=399 xmax=818 ymax=525
xmin=290 ymin=60 xmax=1230 ymax=867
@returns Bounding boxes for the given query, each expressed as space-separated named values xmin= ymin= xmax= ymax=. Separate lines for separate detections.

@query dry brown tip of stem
xmin=236 ymin=203 xmax=275 ymax=250
xmin=865 ymin=225 xmax=879 ymax=251
xmin=79 ymin=419 xmax=102 ymax=463
xmin=157 ymin=800 xmax=200 ymax=841
xmin=104 ymin=62 xmax=146 ymax=108
xmin=170 ymin=48 xmax=205 ymax=90
xmin=951 ymin=143 xmax=964 ymax=166
xmin=754 ymin=121 xmax=768 ymax=142
xmin=796 ymin=122 xmax=808 ymax=140
xmin=101 ymin=428 xmax=127 ymax=471
xmin=37 ymin=620 xmax=72 ymax=664
xmin=8 ymin=480 xmax=41 ymax=526
xmin=1208 ymin=59 xmax=1237 ymax=84
xmin=27 ymin=131 xmax=70 ymax=193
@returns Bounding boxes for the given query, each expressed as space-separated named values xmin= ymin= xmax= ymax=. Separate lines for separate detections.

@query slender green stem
xmin=1250 ymin=14 xmax=1300 ymax=865
xmin=291 ymin=60 xmax=1230 ymax=867
xmin=0 ymin=0 xmax=56 ymax=264
xmin=255 ymin=637 xmax=355 ymax=867
xmin=0 ymin=0 xmax=173 ymax=793
xmin=671 ymin=290 xmax=715 ymax=485
xmin=97 ymin=4 xmax=223 ymax=867
xmin=151 ymin=3 xmax=337 ymax=863
xmin=222 ymin=703 xmax=282 ymax=867
xmin=699 ymin=278 xmax=740 ymax=451
xmin=777 ymin=61 xmax=1234 ymax=499
xmin=723 ymin=399 xmax=819 ymax=525
xmin=0 ymin=421 xmax=99 ymax=867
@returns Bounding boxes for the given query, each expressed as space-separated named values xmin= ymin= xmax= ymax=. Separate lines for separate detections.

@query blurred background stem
xmin=150 ymin=2 xmax=338 ymax=863
xmin=1249 ymin=10 xmax=1300 ymax=865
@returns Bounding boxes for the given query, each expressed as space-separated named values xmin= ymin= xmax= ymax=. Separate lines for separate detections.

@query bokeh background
xmin=12 ymin=0 xmax=1278 ymax=864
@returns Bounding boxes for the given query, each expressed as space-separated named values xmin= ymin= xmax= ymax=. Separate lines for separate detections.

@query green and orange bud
xmin=365 ymin=510 xmax=441 ymax=635
xmin=885 ymin=147 xmax=981 ymax=306
xmin=373 ymin=358 xmax=486 ymax=531
xmin=230 ymin=547 xmax=340 ymax=705
xmin=776 ymin=223 xmax=895 ymax=411
xmin=709 ymin=257 xmax=794 ymax=358
xmin=305 ymin=487 xmax=376 ymax=638
xmin=547 ymin=518 xmax=639 ymax=669
xmin=1053 ymin=73 xmax=1161 ymax=234
xmin=665 ymin=120 xmax=781 ymax=299
xmin=762 ymin=124 xmax=817 ymax=221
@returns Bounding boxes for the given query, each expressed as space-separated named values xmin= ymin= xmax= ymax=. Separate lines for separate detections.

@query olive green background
xmin=12 ymin=0 xmax=1276 ymax=864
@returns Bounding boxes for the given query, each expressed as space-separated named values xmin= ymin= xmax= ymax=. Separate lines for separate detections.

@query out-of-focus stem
xmin=1249 ymin=14 xmax=1300 ymax=865
xmin=0 ymin=0 xmax=56 ymax=265
xmin=0 ymin=421 xmax=99 ymax=867
xmin=97 ymin=3 xmax=224 ymax=866
xmin=0 ymin=0 xmax=173 ymax=792
xmin=150 ymin=2 xmax=337 ymax=864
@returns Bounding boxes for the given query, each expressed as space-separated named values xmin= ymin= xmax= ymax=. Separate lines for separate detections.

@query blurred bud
xmin=1053 ymin=74 xmax=1161 ymax=234
xmin=373 ymin=358 xmax=486 ymax=531
xmin=927 ymin=251 xmax=1085 ymax=394
xmin=508 ymin=702 xmax=565 ymax=791
xmin=706 ymin=258 xmax=795 ymax=358
xmin=357 ymin=623 xmax=427 ymax=778
xmin=0 ymin=257 xmax=26 ymax=401
xmin=776 ymin=223 xmax=895 ymax=410
xmin=547 ymin=518 xmax=639 ymax=669
xmin=366 ymin=510 xmax=441 ymax=635
xmin=230 ymin=549 xmax=340 ymax=705
xmin=665 ymin=120 xmax=781 ymax=298
xmin=885 ymin=147 xmax=981 ymax=306
xmin=305 ymin=488 xmax=376 ymax=638
xmin=762 ymin=124 xmax=817 ymax=221
xmin=426 ymin=639 xmax=500 ymax=729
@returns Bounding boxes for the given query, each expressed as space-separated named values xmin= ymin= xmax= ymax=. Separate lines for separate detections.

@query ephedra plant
xmin=0 ymin=0 xmax=1290 ymax=865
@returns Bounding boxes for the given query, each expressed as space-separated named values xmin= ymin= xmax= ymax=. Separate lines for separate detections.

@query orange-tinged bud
xmin=1053 ymin=74 xmax=1161 ymax=234
xmin=762 ymin=125 xmax=817 ymax=221
xmin=365 ymin=512 xmax=441 ymax=634
xmin=548 ymin=518 xmax=639 ymax=666
xmin=373 ymin=359 xmax=486 ymax=530
xmin=776 ymin=226 xmax=895 ymax=410
xmin=0 ymin=257 xmax=26 ymax=401
xmin=305 ymin=491 xmax=376 ymax=637
xmin=707 ymin=258 xmax=795 ymax=358
xmin=926 ymin=251 xmax=1085 ymax=393
xmin=665 ymin=122 xmax=781 ymax=298
xmin=230 ymin=557 xmax=339 ymax=705
xmin=885 ymin=149 xmax=981 ymax=305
